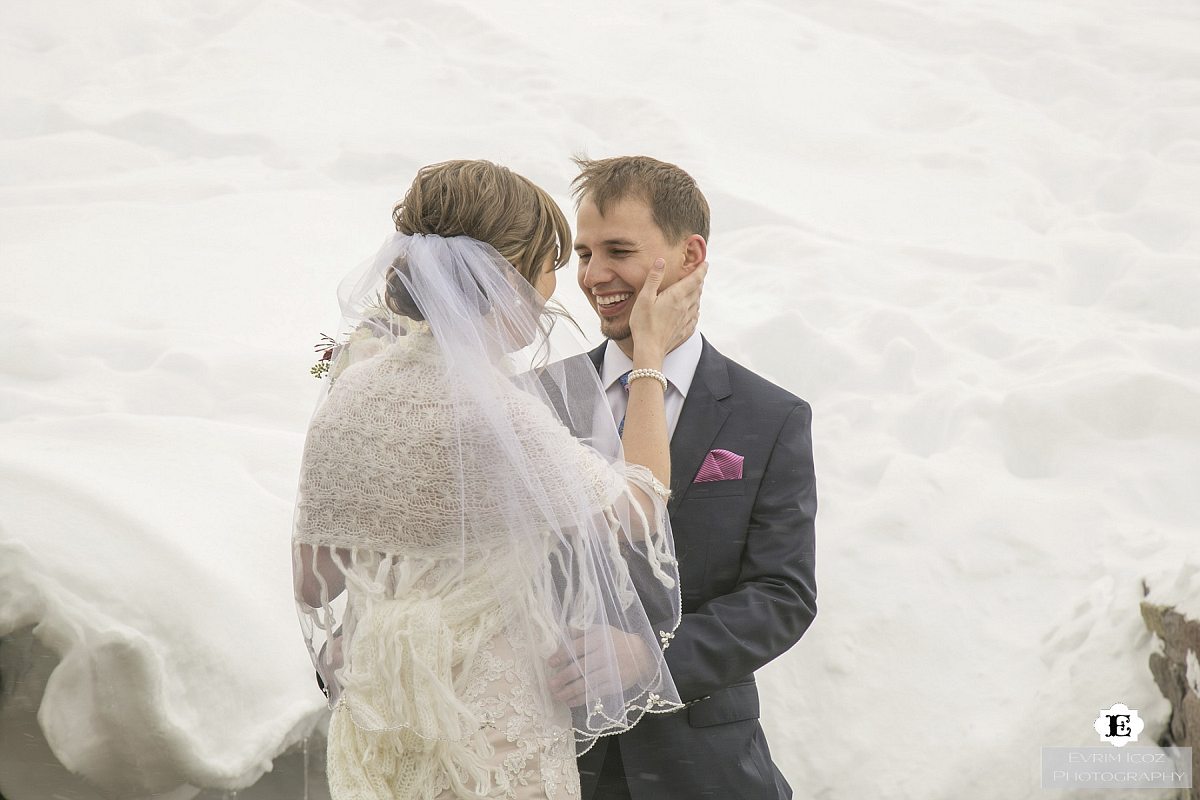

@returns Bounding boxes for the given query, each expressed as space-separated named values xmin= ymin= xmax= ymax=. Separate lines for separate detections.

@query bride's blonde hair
xmin=386 ymin=160 xmax=571 ymax=320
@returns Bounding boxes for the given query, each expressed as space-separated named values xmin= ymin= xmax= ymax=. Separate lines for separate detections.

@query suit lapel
xmin=587 ymin=342 xmax=605 ymax=374
xmin=667 ymin=338 xmax=732 ymax=515
xmin=587 ymin=338 xmax=733 ymax=516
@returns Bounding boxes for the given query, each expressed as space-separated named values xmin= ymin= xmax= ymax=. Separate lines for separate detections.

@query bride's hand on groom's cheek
xmin=630 ymin=259 xmax=708 ymax=358
xmin=659 ymin=259 xmax=707 ymax=350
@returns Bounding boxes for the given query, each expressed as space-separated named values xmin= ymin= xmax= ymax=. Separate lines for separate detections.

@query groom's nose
xmin=579 ymin=258 xmax=611 ymax=288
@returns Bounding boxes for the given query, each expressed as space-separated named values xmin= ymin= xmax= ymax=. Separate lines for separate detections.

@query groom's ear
xmin=680 ymin=234 xmax=707 ymax=274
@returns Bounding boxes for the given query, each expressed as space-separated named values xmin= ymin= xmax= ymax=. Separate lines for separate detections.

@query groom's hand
xmin=547 ymin=626 xmax=656 ymax=708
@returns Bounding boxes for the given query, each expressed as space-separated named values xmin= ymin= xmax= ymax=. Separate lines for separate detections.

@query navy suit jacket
xmin=577 ymin=336 xmax=818 ymax=800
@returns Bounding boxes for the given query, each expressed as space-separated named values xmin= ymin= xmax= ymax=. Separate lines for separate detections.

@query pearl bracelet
xmin=626 ymin=368 xmax=668 ymax=393
xmin=648 ymin=474 xmax=672 ymax=501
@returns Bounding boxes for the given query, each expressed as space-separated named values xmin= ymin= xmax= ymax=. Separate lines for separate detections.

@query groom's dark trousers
xmin=578 ymin=337 xmax=818 ymax=800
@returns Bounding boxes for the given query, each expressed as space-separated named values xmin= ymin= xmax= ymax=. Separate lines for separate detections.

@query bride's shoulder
xmin=493 ymin=383 xmax=574 ymax=441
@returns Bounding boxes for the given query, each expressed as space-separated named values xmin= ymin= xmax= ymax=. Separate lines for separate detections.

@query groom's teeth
xmin=597 ymin=293 xmax=632 ymax=306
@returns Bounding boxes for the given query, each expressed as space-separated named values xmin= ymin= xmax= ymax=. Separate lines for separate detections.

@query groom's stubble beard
xmin=597 ymin=264 xmax=679 ymax=343
xmin=601 ymin=315 xmax=633 ymax=343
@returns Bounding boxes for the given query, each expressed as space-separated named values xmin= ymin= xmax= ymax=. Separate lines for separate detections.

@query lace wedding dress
xmin=293 ymin=324 xmax=681 ymax=800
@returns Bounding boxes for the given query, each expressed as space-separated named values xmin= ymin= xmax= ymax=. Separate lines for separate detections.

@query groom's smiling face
xmin=574 ymin=196 xmax=686 ymax=343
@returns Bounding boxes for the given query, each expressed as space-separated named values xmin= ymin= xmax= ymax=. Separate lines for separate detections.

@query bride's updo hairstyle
xmin=386 ymin=160 xmax=572 ymax=321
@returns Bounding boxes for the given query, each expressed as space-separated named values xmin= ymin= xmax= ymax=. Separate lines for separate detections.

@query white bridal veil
xmin=291 ymin=232 xmax=683 ymax=754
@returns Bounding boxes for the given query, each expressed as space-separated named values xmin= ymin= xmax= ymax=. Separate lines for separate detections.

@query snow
xmin=1 ymin=1 xmax=1197 ymax=798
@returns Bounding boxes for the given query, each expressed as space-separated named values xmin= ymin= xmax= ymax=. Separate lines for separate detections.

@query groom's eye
xmin=611 ymin=250 xmax=631 ymax=258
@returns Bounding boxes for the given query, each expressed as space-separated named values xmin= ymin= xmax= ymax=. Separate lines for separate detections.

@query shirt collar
xmin=601 ymin=329 xmax=703 ymax=397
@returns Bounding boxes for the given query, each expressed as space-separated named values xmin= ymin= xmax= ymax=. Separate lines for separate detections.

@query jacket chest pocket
xmin=680 ymin=478 xmax=746 ymax=500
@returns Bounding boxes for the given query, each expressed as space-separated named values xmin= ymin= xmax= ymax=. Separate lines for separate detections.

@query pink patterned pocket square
xmin=694 ymin=449 xmax=744 ymax=483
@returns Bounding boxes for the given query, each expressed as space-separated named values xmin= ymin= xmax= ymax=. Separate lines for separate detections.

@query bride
xmin=290 ymin=160 xmax=705 ymax=799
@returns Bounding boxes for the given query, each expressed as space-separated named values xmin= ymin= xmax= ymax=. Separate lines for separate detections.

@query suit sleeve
xmin=664 ymin=401 xmax=818 ymax=702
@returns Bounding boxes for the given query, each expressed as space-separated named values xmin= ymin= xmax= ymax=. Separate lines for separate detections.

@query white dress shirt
xmin=600 ymin=329 xmax=703 ymax=443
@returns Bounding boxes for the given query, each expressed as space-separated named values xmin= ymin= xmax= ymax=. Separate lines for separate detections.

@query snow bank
xmin=1 ymin=0 xmax=1196 ymax=797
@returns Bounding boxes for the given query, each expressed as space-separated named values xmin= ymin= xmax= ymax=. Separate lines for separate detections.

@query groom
xmin=566 ymin=156 xmax=818 ymax=799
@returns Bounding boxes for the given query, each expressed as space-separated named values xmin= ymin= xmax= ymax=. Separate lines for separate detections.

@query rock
xmin=1149 ymin=652 xmax=1182 ymax=708
xmin=1142 ymin=601 xmax=1167 ymax=638
xmin=1183 ymin=692 xmax=1200 ymax=799
xmin=1141 ymin=600 xmax=1200 ymax=800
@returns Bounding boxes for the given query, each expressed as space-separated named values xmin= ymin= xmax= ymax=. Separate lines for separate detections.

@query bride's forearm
xmin=616 ymin=351 xmax=670 ymax=525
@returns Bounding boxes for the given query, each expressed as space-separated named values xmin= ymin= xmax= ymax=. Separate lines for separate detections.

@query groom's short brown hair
xmin=570 ymin=155 xmax=710 ymax=244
